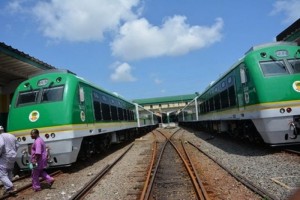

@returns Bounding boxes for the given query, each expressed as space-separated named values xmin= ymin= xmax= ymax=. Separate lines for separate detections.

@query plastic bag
xmin=28 ymin=163 xmax=38 ymax=170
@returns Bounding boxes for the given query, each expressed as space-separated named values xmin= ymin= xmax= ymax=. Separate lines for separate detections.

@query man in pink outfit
xmin=30 ymin=129 xmax=54 ymax=192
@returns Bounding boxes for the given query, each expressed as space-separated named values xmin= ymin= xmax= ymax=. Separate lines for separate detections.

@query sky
xmin=1 ymin=0 xmax=300 ymax=101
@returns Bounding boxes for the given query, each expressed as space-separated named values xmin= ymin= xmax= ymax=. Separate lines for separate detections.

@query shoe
xmin=3 ymin=187 xmax=17 ymax=195
xmin=48 ymin=178 xmax=55 ymax=188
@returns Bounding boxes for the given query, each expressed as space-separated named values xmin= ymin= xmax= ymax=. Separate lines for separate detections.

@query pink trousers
xmin=32 ymin=168 xmax=53 ymax=191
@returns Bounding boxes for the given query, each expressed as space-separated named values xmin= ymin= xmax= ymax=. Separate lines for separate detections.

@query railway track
xmin=187 ymin=140 xmax=278 ymax=200
xmin=1 ymin=170 xmax=63 ymax=200
xmin=141 ymin=128 xmax=209 ymax=200
xmin=70 ymin=143 xmax=134 ymax=200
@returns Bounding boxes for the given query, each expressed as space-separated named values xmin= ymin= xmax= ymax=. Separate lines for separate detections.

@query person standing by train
xmin=0 ymin=125 xmax=18 ymax=195
xmin=30 ymin=128 xmax=54 ymax=192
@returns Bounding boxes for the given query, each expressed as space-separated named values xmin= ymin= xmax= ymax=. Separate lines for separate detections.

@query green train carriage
xmin=8 ymin=70 xmax=157 ymax=170
xmin=179 ymin=42 xmax=300 ymax=145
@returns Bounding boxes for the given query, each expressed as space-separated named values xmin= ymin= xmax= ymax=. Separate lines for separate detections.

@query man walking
xmin=0 ymin=126 xmax=18 ymax=195
xmin=30 ymin=129 xmax=54 ymax=191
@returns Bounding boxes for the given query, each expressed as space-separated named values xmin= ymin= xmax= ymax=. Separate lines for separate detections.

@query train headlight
xmin=50 ymin=133 xmax=55 ymax=138
xmin=287 ymin=107 xmax=292 ymax=113
xmin=45 ymin=134 xmax=50 ymax=139
xmin=260 ymin=52 xmax=267 ymax=58
xmin=24 ymin=82 xmax=30 ymax=88
xmin=279 ymin=108 xmax=285 ymax=113
xmin=17 ymin=137 xmax=21 ymax=142
xmin=22 ymin=137 xmax=26 ymax=141
xmin=56 ymin=77 xmax=62 ymax=83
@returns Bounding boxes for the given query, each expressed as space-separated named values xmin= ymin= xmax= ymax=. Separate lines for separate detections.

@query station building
xmin=0 ymin=18 xmax=299 ymax=128
xmin=133 ymin=94 xmax=198 ymax=123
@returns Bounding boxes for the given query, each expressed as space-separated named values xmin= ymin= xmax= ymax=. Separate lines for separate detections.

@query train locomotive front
xmin=8 ymin=70 xmax=156 ymax=170
xmin=179 ymin=42 xmax=300 ymax=146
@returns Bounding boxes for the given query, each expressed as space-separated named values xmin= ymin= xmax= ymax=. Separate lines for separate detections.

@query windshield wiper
xmin=270 ymin=55 xmax=286 ymax=70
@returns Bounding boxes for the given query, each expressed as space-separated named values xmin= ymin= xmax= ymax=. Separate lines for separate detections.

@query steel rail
xmin=139 ymin=139 xmax=157 ymax=200
xmin=188 ymin=141 xmax=279 ymax=200
xmin=0 ymin=170 xmax=62 ymax=200
xmin=70 ymin=143 xmax=134 ymax=200
xmin=142 ymin=140 xmax=168 ymax=200
xmin=181 ymin=140 xmax=210 ymax=200
xmin=169 ymin=139 xmax=207 ymax=200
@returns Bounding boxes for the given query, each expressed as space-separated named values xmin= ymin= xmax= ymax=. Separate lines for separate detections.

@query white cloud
xmin=110 ymin=62 xmax=137 ymax=82
xmin=271 ymin=0 xmax=300 ymax=24
xmin=154 ymin=78 xmax=162 ymax=84
xmin=30 ymin=0 xmax=140 ymax=42
xmin=111 ymin=16 xmax=223 ymax=61
xmin=6 ymin=0 xmax=25 ymax=13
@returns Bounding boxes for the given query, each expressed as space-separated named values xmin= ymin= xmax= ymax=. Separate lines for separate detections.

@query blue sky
xmin=1 ymin=0 xmax=300 ymax=100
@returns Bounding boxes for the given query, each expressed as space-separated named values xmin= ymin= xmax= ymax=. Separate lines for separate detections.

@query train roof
xmin=244 ymin=41 xmax=298 ymax=55
xmin=27 ymin=69 xmax=135 ymax=105
xmin=200 ymin=42 xmax=299 ymax=96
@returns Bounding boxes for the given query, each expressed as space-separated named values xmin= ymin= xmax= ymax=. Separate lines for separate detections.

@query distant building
xmin=133 ymin=94 xmax=198 ymax=123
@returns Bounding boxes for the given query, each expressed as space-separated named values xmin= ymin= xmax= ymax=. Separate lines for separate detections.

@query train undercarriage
xmin=78 ymin=125 xmax=157 ymax=160
xmin=179 ymin=119 xmax=264 ymax=144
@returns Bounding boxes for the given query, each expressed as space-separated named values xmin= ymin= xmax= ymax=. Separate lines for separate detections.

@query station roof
xmin=0 ymin=42 xmax=56 ymax=87
xmin=276 ymin=18 xmax=300 ymax=43
xmin=133 ymin=94 xmax=197 ymax=105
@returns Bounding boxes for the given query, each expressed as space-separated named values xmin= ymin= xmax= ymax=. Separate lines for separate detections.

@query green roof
xmin=133 ymin=94 xmax=197 ymax=105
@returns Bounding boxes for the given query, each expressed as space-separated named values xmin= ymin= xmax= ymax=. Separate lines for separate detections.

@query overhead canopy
xmin=0 ymin=42 xmax=56 ymax=93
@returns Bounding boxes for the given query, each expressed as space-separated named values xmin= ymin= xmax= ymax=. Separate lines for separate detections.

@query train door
xmin=78 ymin=83 xmax=93 ymax=125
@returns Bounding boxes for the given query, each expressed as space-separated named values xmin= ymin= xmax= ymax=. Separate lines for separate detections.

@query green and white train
xmin=7 ymin=70 xmax=158 ymax=170
xmin=178 ymin=42 xmax=300 ymax=146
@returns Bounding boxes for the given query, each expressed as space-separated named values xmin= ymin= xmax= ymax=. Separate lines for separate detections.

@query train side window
xmin=214 ymin=94 xmax=221 ymax=110
xmin=205 ymin=101 xmax=209 ymax=113
xmin=240 ymin=67 xmax=247 ymax=83
xmin=228 ymin=86 xmax=236 ymax=107
xmin=93 ymin=101 xmax=102 ymax=121
xmin=209 ymin=98 xmax=214 ymax=111
xmin=123 ymin=108 xmax=128 ymax=120
xmin=220 ymin=90 xmax=229 ymax=109
xmin=118 ymin=107 xmax=124 ymax=120
xmin=101 ymin=103 xmax=111 ymax=120
xmin=111 ymin=106 xmax=118 ymax=120
xmin=79 ymin=87 xmax=85 ymax=102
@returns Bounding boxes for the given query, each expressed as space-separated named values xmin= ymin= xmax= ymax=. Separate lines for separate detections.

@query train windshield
xmin=287 ymin=59 xmax=300 ymax=73
xmin=260 ymin=60 xmax=288 ymax=77
xmin=260 ymin=59 xmax=300 ymax=77
xmin=16 ymin=90 xmax=39 ymax=106
xmin=16 ymin=85 xmax=64 ymax=107
xmin=41 ymin=86 xmax=64 ymax=102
